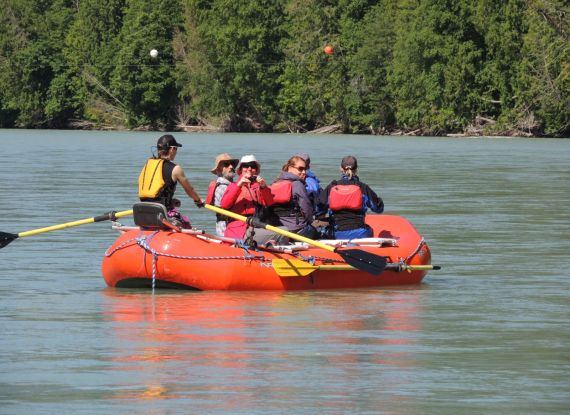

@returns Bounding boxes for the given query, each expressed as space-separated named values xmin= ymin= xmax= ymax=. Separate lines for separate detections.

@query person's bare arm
xmin=172 ymin=165 xmax=203 ymax=205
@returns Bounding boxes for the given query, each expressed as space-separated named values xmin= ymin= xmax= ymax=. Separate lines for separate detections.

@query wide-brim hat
xmin=210 ymin=153 xmax=239 ymax=175
xmin=236 ymin=154 xmax=260 ymax=172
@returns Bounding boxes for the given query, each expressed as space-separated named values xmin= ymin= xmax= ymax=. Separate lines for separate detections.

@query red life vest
xmin=270 ymin=180 xmax=293 ymax=204
xmin=206 ymin=180 xmax=218 ymax=205
xmin=329 ymin=184 xmax=363 ymax=211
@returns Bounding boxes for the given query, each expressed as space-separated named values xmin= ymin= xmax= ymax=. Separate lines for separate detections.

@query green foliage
xmin=0 ymin=0 xmax=568 ymax=136
xmin=516 ymin=0 xmax=570 ymax=135
xmin=110 ymin=0 xmax=183 ymax=128
xmin=64 ymin=0 xmax=127 ymax=127
xmin=471 ymin=0 xmax=526 ymax=132
xmin=0 ymin=0 xmax=77 ymax=127
xmin=389 ymin=0 xmax=482 ymax=133
xmin=278 ymin=0 xmax=340 ymax=131
xmin=347 ymin=0 xmax=398 ymax=132
xmin=177 ymin=0 xmax=286 ymax=130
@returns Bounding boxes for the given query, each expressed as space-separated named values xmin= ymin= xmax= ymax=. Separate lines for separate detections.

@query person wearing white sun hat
xmin=220 ymin=155 xmax=288 ymax=246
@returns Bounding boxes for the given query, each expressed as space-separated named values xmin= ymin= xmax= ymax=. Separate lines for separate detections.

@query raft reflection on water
xmin=101 ymin=288 xmax=424 ymax=408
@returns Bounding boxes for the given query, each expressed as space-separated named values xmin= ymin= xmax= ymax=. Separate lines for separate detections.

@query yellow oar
xmin=272 ymin=258 xmax=440 ymax=277
xmin=205 ymin=204 xmax=387 ymax=275
xmin=0 ymin=209 xmax=133 ymax=249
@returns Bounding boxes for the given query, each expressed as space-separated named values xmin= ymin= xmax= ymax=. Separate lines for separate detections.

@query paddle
xmin=0 ymin=209 xmax=133 ymax=249
xmin=204 ymin=204 xmax=387 ymax=275
xmin=272 ymin=258 xmax=441 ymax=277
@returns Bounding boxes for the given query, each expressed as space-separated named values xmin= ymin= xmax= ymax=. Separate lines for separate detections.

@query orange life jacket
xmin=329 ymin=184 xmax=363 ymax=211
xmin=269 ymin=180 xmax=293 ymax=204
xmin=206 ymin=180 xmax=218 ymax=205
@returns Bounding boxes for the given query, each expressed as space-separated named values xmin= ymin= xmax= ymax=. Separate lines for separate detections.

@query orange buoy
xmin=323 ymin=45 xmax=334 ymax=55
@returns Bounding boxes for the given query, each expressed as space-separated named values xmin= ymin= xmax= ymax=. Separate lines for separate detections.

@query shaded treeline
xmin=0 ymin=0 xmax=568 ymax=136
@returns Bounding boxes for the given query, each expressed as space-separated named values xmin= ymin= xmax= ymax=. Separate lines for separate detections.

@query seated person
xmin=206 ymin=153 xmax=239 ymax=237
xmin=138 ymin=134 xmax=204 ymax=228
xmin=320 ymin=155 xmax=384 ymax=239
xmin=270 ymin=155 xmax=319 ymax=239
xmin=220 ymin=155 xmax=288 ymax=246
xmin=294 ymin=152 xmax=324 ymax=217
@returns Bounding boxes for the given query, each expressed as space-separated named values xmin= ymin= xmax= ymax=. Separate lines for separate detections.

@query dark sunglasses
xmin=293 ymin=165 xmax=306 ymax=172
xmin=240 ymin=162 xmax=258 ymax=169
xmin=221 ymin=161 xmax=236 ymax=168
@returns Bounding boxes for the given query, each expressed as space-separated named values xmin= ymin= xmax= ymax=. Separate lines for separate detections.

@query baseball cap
xmin=157 ymin=134 xmax=182 ymax=149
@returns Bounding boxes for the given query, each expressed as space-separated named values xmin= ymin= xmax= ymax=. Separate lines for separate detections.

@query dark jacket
xmin=272 ymin=172 xmax=314 ymax=232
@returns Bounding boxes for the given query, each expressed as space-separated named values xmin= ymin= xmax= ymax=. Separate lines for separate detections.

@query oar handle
xmin=18 ymin=209 xmax=134 ymax=238
xmin=384 ymin=263 xmax=441 ymax=271
xmin=93 ymin=210 xmax=133 ymax=222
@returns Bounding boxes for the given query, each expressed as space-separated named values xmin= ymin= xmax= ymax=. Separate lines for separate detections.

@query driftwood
xmin=306 ymin=124 xmax=342 ymax=134
xmin=178 ymin=124 xmax=222 ymax=133
xmin=404 ymin=129 xmax=422 ymax=136
xmin=66 ymin=119 xmax=126 ymax=131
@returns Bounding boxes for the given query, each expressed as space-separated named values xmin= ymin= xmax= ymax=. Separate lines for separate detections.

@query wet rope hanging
xmin=136 ymin=231 xmax=160 ymax=290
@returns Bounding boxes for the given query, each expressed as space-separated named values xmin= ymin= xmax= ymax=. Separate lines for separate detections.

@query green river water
xmin=0 ymin=130 xmax=568 ymax=414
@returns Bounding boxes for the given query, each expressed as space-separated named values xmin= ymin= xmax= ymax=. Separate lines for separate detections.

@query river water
xmin=0 ymin=130 xmax=568 ymax=414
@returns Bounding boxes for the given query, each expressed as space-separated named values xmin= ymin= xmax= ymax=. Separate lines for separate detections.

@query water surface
xmin=0 ymin=130 xmax=569 ymax=414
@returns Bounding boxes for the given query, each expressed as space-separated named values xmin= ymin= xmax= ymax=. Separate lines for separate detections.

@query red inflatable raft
xmin=102 ymin=210 xmax=434 ymax=291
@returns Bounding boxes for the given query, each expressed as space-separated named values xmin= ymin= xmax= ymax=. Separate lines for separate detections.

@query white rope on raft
xmin=110 ymin=224 xmax=398 ymax=248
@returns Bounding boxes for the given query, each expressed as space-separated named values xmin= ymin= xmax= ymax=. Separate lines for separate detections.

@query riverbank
xmin=55 ymin=118 xmax=559 ymax=138
xmin=26 ymin=107 xmax=565 ymax=138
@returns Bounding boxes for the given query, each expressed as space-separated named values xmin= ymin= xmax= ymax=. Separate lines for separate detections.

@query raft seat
xmin=132 ymin=202 xmax=172 ymax=231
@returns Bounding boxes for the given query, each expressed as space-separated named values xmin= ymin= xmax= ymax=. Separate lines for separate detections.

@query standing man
xmin=138 ymin=134 xmax=204 ymax=228
xmin=206 ymin=153 xmax=239 ymax=236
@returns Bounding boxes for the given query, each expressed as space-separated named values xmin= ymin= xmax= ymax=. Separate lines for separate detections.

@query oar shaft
xmin=318 ymin=264 xmax=438 ymax=271
xmin=18 ymin=209 xmax=133 ymax=238
xmin=272 ymin=258 xmax=440 ymax=277
xmin=204 ymin=204 xmax=336 ymax=253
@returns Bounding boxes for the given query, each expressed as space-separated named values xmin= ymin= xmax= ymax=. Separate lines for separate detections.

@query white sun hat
xmin=236 ymin=154 xmax=260 ymax=171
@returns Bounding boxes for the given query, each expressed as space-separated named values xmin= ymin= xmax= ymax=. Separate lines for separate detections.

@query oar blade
xmin=0 ymin=232 xmax=18 ymax=249
xmin=337 ymin=249 xmax=387 ymax=275
xmin=272 ymin=259 xmax=317 ymax=277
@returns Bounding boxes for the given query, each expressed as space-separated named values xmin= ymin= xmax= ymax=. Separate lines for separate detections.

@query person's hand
xmin=257 ymin=176 xmax=267 ymax=188
xmin=238 ymin=175 xmax=251 ymax=186
xmin=194 ymin=198 xmax=205 ymax=208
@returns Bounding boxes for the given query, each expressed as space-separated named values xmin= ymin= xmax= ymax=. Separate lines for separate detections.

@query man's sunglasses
xmin=221 ymin=161 xmax=236 ymax=168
